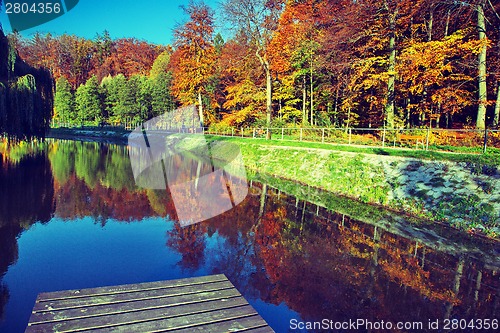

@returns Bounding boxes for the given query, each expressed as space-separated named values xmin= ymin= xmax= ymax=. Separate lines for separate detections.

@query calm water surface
xmin=0 ymin=140 xmax=498 ymax=333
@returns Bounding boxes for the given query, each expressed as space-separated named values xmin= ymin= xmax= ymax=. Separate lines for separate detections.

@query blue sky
xmin=0 ymin=0 xmax=223 ymax=45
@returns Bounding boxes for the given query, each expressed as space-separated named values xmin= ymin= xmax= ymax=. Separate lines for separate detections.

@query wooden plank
xmin=28 ymin=289 xmax=242 ymax=324
xmin=26 ymin=297 xmax=249 ymax=333
xmin=74 ymin=305 xmax=257 ymax=333
xmin=243 ymin=327 xmax=276 ymax=333
xmin=37 ymin=274 xmax=227 ymax=301
xmin=168 ymin=316 xmax=273 ymax=332
xmin=33 ymin=280 xmax=234 ymax=312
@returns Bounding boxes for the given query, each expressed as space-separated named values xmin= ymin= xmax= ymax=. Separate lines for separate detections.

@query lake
xmin=0 ymin=140 xmax=498 ymax=332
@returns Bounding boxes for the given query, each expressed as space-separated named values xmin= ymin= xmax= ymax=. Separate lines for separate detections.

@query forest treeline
xmin=4 ymin=0 xmax=500 ymax=133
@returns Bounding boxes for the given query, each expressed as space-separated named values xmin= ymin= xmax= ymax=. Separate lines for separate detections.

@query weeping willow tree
xmin=0 ymin=28 xmax=53 ymax=141
xmin=0 ymin=83 xmax=6 ymax=134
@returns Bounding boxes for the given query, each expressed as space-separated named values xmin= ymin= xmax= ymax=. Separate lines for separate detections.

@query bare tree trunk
xmin=310 ymin=56 xmax=314 ymax=125
xmin=303 ymin=76 xmax=307 ymax=126
xmin=345 ymin=106 xmax=351 ymax=133
xmin=385 ymin=10 xmax=397 ymax=129
xmin=494 ymin=80 xmax=500 ymax=128
xmin=265 ymin=67 xmax=272 ymax=139
xmin=406 ymin=98 xmax=411 ymax=127
xmin=255 ymin=50 xmax=272 ymax=139
xmin=278 ymin=98 xmax=282 ymax=120
xmin=477 ymin=2 xmax=487 ymax=129
xmin=334 ymin=86 xmax=339 ymax=126
xmin=198 ymin=91 xmax=204 ymax=127
xmin=445 ymin=9 xmax=451 ymax=37
xmin=427 ymin=10 xmax=433 ymax=42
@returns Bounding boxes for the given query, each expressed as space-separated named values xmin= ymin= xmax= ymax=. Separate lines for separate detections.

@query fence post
xmin=232 ymin=128 xmax=234 ymax=136
xmin=483 ymin=127 xmax=488 ymax=154
xmin=300 ymin=128 xmax=303 ymax=141
xmin=281 ymin=128 xmax=284 ymax=140
xmin=348 ymin=128 xmax=352 ymax=145
xmin=382 ymin=127 xmax=386 ymax=147
xmin=322 ymin=128 xmax=325 ymax=143
xmin=266 ymin=127 xmax=269 ymax=139
xmin=253 ymin=128 xmax=256 ymax=138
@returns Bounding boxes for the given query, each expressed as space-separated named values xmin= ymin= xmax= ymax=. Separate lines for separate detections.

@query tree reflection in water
xmin=0 ymin=140 xmax=498 ymax=332
xmin=166 ymin=181 xmax=499 ymax=327
xmin=0 ymin=151 xmax=54 ymax=320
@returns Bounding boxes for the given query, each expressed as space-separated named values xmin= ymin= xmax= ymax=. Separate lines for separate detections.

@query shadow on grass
xmin=373 ymin=148 xmax=390 ymax=155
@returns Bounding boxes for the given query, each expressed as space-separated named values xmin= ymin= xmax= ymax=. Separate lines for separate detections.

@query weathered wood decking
xmin=26 ymin=274 xmax=274 ymax=333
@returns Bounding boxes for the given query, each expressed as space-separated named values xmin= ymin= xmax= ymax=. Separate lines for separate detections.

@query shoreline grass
xmin=204 ymin=135 xmax=500 ymax=167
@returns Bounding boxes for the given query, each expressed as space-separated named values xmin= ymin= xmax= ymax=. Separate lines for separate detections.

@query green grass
xmin=180 ymin=135 xmax=393 ymax=205
xmin=204 ymin=135 xmax=500 ymax=167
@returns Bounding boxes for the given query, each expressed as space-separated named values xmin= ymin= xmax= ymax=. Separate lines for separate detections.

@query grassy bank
xmin=177 ymin=135 xmax=500 ymax=238
xmin=205 ymin=135 xmax=500 ymax=167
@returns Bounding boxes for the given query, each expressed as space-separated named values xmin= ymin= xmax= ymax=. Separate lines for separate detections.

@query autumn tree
xmin=93 ymin=30 xmax=114 ymax=80
xmin=217 ymin=32 xmax=266 ymax=127
xmin=382 ymin=0 xmax=400 ymax=129
xmin=397 ymin=32 xmax=478 ymax=124
xmin=269 ymin=0 xmax=324 ymax=125
xmin=113 ymin=38 xmax=163 ymax=77
xmin=222 ymin=0 xmax=283 ymax=138
xmin=5 ymin=0 xmax=500 ymax=131
xmin=171 ymin=0 xmax=216 ymax=126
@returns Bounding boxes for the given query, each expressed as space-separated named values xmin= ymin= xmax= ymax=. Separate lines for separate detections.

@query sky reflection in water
xmin=0 ymin=140 xmax=498 ymax=333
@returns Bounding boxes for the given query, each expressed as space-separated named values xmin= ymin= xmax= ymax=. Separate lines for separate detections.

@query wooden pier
xmin=26 ymin=274 xmax=274 ymax=332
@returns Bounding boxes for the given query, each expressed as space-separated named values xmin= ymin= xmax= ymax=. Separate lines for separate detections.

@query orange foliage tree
xmin=171 ymin=0 xmax=217 ymax=126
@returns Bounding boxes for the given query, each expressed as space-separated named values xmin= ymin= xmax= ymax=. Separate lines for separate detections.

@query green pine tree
xmin=54 ymin=77 xmax=75 ymax=125
xmin=130 ymin=74 xmax=152 ymax=122
xmin=109 ymin=74 xmax=134 ymax=123
xmin=75 ymin=75 xmax=102 ymax=125
xmin=151 ymin=71 xmax=173 ymax=117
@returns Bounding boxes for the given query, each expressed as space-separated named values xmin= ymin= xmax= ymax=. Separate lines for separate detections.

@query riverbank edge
xmin=48 ymin=127 xmax=130 ymax=144
xmin=48 ymin=128 xmax=500 ymax=240
xmin=174 ymin=135 xmax=500 ymax=239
